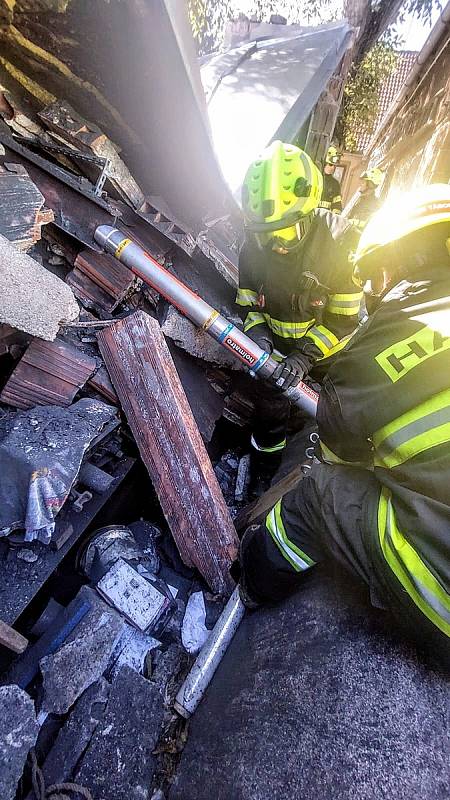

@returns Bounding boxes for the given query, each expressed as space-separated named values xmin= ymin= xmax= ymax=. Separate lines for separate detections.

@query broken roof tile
xmin=66 ymin=248 xmax=137 ymax=313
xmin=0 ymin=337 xmax=96 ymax=410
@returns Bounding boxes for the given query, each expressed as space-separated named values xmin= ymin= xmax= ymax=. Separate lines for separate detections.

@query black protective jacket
xmin=348 ymin=188 xmax=381 ymax=230
xmin=236 ymin=210 xmax=361 ymax=369
xmin=319 ymin=173 xmax=342 ymax=213
xmin=318 ymin=267 xmax=450 ymax=638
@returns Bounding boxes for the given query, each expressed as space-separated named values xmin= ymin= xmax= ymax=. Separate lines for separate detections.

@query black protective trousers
xmin=240 ymin=442 xmax=450 ymax=669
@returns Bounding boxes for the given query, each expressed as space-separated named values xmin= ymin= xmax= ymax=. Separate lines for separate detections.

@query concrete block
xmin=0 ymin=685 xmax=38 ymax=800
xmin=40 ymin=678 xmax=110 ymax=787
xmin=0 ymin=234 xmax=79 ymax=340
xmin=40 ymin=589 xmax=125 ymax=715
xmin=76 ymin=666 xmax=164 ymax=800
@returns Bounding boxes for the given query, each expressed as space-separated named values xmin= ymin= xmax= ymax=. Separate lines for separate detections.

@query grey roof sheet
xmin=201 ymin=21 xmax=353 ymax=198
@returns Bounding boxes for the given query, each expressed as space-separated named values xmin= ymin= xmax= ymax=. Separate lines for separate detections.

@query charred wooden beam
xmin=98 ymin=311 xmax=238 ymax=595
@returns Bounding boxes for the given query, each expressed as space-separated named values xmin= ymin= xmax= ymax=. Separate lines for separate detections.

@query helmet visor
xmin=254 ymin=215 xmax=313 ymax=251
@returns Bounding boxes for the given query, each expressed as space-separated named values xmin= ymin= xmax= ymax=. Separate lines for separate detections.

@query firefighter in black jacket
xmin=319 ymin=145 xmax=343 ymax=214
xmin=237 ymin=140 xmax=361 ymax=461
xmin=348 ymin=167 xmax=384 ymax=231
xmin=239 ymin=183 xmax=450 ymax=664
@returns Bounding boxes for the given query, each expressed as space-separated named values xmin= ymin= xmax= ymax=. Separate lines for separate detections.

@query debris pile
xmin=0 ymin=91 xmax=252 ymax=800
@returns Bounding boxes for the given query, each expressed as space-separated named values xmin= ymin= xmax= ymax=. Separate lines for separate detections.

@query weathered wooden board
xmin=98 ymin=311 xmax=237 ymax=595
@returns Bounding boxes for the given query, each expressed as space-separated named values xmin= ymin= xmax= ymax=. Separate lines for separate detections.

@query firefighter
xmin=348 ymin=167 xmax=384 ymax=231
xmin=236 ymin=140 xmax=361 ymax=468
xmin=319 ymin=146 xmax=343 ymax=214
xmin=239 ymin=183 xmax=450 ymax=665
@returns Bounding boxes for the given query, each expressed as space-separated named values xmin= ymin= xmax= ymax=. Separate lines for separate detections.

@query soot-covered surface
xmin=171 ymin=567 xmax=449 ymax=800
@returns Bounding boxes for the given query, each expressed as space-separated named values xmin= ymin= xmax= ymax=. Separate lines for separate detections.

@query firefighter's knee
xmin=239 ymin=521 xmax=312 ymax=606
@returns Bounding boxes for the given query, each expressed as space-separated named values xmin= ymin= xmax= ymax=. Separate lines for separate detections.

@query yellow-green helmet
xmin=354 ymin=183 xmax=450 ymax=268
xmin=326 ymin=145 xmax=340 ymax=165
xmin=361 ymin=167 xmax=384 ymax=187
xmin=242 ymin=140 xmax=323 ymax=250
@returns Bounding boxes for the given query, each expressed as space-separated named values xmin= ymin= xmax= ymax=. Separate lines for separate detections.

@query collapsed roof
xmin=200 ymin=20 xmax=353 ymax=200
xmin=0 ymin=3 xmax=352 ymax=236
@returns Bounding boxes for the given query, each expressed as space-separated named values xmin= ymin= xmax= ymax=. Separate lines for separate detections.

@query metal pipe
xmin=174 ymin=586 xmax=245 ymax=718
xmin=94 ymin=225 xmax=318 ymax=418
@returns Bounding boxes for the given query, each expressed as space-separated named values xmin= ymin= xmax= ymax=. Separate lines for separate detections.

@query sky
xmin=395 ymin=5 xmax=442 ymax=51
xmin=230 ymin=1 xmax=443 ymax=52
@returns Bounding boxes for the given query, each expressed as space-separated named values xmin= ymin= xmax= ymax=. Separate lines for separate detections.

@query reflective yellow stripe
xmin=236 ymin=288 xmax=258 ymax=307
xmin=243 ymin=312 xmax=266 ymax=332
xmin=305 ymin=325 xmax=339 ymax=356
xmin=378 ymin=489 xmax=450 ymax=636
xmin=318 ymin=332 xmax=354 ymax=362
xmin=333 ymin=195 xmax=342 ymax=203
xmin=320 ymin=440 xmax=369 ymax=467
xmin=266 ymin=500 xmax=315 ymax=572
xmin=327 ymin=292 xmax=363 ymax=316
xmin=265 ymin=315 xmax=313 ymax=339
xmin=373 ymin=387 xmax=450 ymax=468
xmin=251 ymin=435 xmax=286 ymax=453
xmin=319 ymin=200 xmax=332 ymax=209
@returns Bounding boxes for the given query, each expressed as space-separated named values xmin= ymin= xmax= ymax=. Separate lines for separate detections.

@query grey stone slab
xmin=162 ymin=306 xmax=244 ymax=371
xmin=40 ymin=678 xmax=110 ymax=787
xmin=151 ymin=644 xmax=186 ymax=700
xmin=0 ymin=234 xmax=79 ymax=340
xmin=76 ymin=666 xmax=164 ymax=800
xmin=170 ymin=570 xmax=450 ymax=800
xmin=0 ymin=685 xmax=38 ymax=800
xmin=40 ymin=589 xmax=125 ymax=715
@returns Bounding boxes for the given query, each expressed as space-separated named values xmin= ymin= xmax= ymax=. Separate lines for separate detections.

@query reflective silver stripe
xmin=236 ymin=288 xmax=258 ymax=306
xmin=244 ymin=312 xmax=266 ymax=332
xmin=385 ymin=500 xmax=450 ymax=624
xmin=329 ymin=299 xmax=361 ymax=308
xmin=328 ymin=294 xmax=363 ymax=309
xmin=251 ymin=434 xmax=286 ymax=453
xmin=266 ymin=503 xmax=313 ymax=572
xmin=377 ymin=406 xmax=450 ymax=462
xmin=306 ymin=325 xmax=338 ymax=351
xmin=266 ymin=315 xmax=312 ymax=338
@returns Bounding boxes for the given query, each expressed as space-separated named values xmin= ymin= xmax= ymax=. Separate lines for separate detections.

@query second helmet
xmin=242 ymin=140 xmax=323 ymax=250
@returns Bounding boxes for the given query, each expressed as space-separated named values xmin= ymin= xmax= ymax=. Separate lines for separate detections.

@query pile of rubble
xmin=0 ymin=96 xmax=253 ymax=800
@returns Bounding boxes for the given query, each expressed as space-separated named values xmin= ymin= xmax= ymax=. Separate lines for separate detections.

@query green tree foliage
xmin=188 ymin=0 xmax=441 ymax=149
xmin=335 ymin=42 xmax=399 ymax=151
xmin=188 ymin=0 xmax=332 ymax=55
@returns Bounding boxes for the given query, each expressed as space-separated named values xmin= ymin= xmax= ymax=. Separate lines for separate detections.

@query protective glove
xmin=271 ymin=353 xmax=309 ymax=391
xmin=247 ymin=330 xmax=273 ymax=354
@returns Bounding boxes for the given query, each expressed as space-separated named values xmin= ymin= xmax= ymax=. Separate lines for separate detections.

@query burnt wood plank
xmin=98 ymin=311 xmax=237 ymax=595
xmin=0 ymin=457 xmax=134 ymax=626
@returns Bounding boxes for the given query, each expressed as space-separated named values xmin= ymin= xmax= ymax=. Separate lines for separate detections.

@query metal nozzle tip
xmin=94 ymin=224 xmax=117 ymax=249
